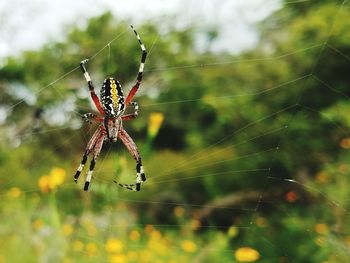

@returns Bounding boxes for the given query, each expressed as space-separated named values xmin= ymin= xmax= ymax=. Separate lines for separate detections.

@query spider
xmin=74 ymin=25 xmax=147 ymax=192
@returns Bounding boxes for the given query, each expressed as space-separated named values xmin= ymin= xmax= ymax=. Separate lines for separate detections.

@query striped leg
xmin=125 ymin=25 xmax=147 ymax=106
xmin=114 ymin=127 xmax=146 ymax=191
xmin=83 ymin=127 xmax=105 ymax=191
xmin=74 ymin=126 xmax=103 ymax=183
xmin=104 ymin=115 xmax=111 ymax=140
xmin=121 ymin=102 xmax=139 ymax=121
xmin=74 ymin=152 xmax=88 ymax=183
xmin=82 ymin=113 xmax=103 ymax=123
xmin=80 ymin=59 xmax=105 ymax=114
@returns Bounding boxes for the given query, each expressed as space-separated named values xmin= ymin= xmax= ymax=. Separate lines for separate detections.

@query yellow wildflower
xmin=148 ymin=239 xmax=167 ymax=254
xmin=129 ymin=230 xmax=141 ymax=241
xmin=227 ymin=226 xmax=239 ymax=238
xmin=63 ymin=224 xmax=73 ymax=236
xmin=150 ymin=230 xmax=161 ymax=240
xmin=144 ymin=224 xmax=155 ymax=234
xmin=105 ymin=238 xmax=124 ymax=254
xmin=7 ymin=187 xmax=22 ymax=198
xmin=86 ymin=242 xmax=98 ymax=257
xmin=174 ymin=206 xmax=185 ymax=217
xmin=255 ymin=217 xmax=267 ymax=228
xmin=148 ymin=112 xmax=164 ymax=138
xmin=109 ymin=254 xmax=127 ymax=263
xmin=38 ymin=167 xmax=66 ymax=193
xmin=340 ymin=137 xmax=350 ymax=149
xmin=50 ymin=167 xmax=66 ymax=185
xmin=234 ymin=247 xmax=260 ymax=262
xmin=181 ymin=240 xmax=197 ymax=253
xmin=72 ymin=240 xmax=84 ymax=252
xmin=38 ymin=175 xmax=51 ymax=193
xmin=191 ymin=219 xmax=201 ymax=231
xmin=315 ymin=172 xmax=328 ymax=184
xmin=315 ymin=224 xmax=328 ymax=235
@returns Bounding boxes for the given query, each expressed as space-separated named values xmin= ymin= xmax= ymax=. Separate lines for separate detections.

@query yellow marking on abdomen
xmin=110 ymin=80 xmax=118 ymax=109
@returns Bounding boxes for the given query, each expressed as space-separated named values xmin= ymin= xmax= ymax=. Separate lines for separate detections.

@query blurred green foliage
xmin=1 ymin=0 xmax=350 ymax=262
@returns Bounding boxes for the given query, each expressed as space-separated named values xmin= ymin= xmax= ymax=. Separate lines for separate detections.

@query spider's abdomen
xmin=100 ymin=78 xmax=125 ymax=116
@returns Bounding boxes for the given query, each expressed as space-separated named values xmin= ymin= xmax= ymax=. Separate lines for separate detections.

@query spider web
xmin=1 ymin=0 xmax=350 ymax=262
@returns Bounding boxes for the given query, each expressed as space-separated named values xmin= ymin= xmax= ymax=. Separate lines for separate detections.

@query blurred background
xmin=1 ymin=0 xmax=350 ymax=262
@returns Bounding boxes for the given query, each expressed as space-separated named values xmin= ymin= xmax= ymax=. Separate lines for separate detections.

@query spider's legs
xmin=83 ymin=127 xmax=105 ymax=191
xmin=82 ymin=113 xmax=103 ymax=124
xmin=84 ymin=132 xmax=105 ymax=191
xmin=74 ymin=126 xmax=102 ymax=182
xmin=125 ymin=26 xmax=147 ymax=106
xmin=74 ymin=152 xmax=88 ymax=182
xmin=80 ymin=59 xmax=105 ymax=114
xmin=121 ymin=102 xmax=139 ymax=121
xmin=104 ymin=116 xmax=109 ymax=139
xmin=115 ymin=127 xmax=146 ymax=191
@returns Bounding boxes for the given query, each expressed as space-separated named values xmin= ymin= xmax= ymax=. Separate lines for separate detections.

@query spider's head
xmin=100 ymin=77 xmax=125 ymax=117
